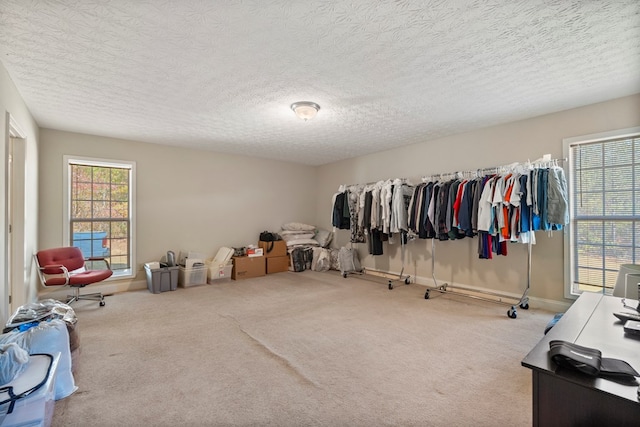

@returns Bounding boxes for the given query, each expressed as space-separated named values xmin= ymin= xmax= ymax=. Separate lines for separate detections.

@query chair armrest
xmin=41 ymin=264 xmax=69 ymax=275
xmin=85 ymin=257 xmax=111 ymax=270
xmin=40 ymin=264 xmax=71 ymax=286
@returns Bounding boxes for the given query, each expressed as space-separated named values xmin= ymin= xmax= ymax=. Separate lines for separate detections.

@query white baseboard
xmin=362 ymin=268 xmax=572 ymax=313
xmin=39 ymin=279 xmax=147 ymax=301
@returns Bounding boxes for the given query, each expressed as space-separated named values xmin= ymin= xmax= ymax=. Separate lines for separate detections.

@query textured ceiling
xmin=1 ymin=1 xmax=639 ymax=166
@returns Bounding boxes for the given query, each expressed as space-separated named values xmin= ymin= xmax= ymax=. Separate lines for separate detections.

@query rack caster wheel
xmin=100 ymin=300 xmax=106 ymax=307
xmin=342 ymin=273 xmax=347 ymax=278
xmin=519 ymin=303 xmax=529 ymax=310
xmin=424 ymin=290 xmax=430 ymax=299
xmin=507 ymin=307 xmax=517 ymax=319
xmin=388 ymin=282 xmax=393 ymax=290
xmin=404 ymin=277 xmax=410 ymax=285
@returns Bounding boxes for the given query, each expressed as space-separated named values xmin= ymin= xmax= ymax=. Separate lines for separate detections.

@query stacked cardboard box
xmin=259 ymin=240 xmax=289 ymax=274
xmin=232 ymin=256 xmax=266 ymax=280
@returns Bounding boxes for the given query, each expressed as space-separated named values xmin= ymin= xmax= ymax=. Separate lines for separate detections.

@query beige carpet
xmin=52 ymin=271 xmax=553 ymax=426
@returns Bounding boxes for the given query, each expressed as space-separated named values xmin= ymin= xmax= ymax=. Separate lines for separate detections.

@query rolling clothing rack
xmin=424 ymin=238 xmax=532 ymax=318
xmin=342 ymin=237 xmax=411 ymax=290
xmin=422 ymin=156 xmax=567 ymax=318
xmin=332 ymin=156 xmax=568 ymax=317
xmin=333 ymin=179 xmax=412 ymax=290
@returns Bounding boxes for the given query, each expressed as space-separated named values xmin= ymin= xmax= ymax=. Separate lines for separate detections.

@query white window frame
xmin=562 ymin=126 xmax=640 ymax=299
xmin=63 ymin=155 xmax=136 ymax=280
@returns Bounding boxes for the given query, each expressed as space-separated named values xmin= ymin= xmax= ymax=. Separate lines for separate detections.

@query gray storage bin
xmin=144 ymin=265 xmax=179 ymax=293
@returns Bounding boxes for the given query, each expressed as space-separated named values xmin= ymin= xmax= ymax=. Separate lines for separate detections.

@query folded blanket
xmin=281 ymin=232 xmax=315 ymax=242
xmin=282 ymin=222 xmax=316 ymax=232
xmin=285 ymin=238 xmax=320 ymax=247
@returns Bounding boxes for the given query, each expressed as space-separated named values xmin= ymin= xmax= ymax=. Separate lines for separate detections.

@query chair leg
xmin=66 ymin=286 xmax=106 ymax=307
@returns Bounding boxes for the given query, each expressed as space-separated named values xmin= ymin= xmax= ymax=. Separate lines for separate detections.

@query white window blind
xmin=569 ymin=134 xmax=639 ymax=294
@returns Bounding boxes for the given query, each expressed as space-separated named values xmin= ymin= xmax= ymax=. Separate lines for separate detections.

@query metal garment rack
xmin=348 ymin=234 xmax=412 ymax=290
xmin=338 ymin=180 xmax=412 ymax=290
xmin=422 ymin=156 xmax=566 ymax=318
xmin=423 ymin=238 xmax=531 ymax=319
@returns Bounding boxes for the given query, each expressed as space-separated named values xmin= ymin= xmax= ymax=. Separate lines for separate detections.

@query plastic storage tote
xmin=144 ymin=264 xmax=179 ymax=293
xmin=0 ymin=353 xmax=59 ymax=427
xmin=178 ymin=265 xmax=208 ymax=287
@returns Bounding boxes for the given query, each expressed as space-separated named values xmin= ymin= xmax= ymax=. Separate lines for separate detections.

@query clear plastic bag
xmin=338 ymin=247 xmax=361 ymax=275
xmin=312 ymin=248 xmax=331 ymax=272
xmin=0 ymin=343 xmax=29 ymax=385
xmin=5 ymin=299 xmax=77 ymax=331
xmin=0 ymin=319 xmax=77 ymax=400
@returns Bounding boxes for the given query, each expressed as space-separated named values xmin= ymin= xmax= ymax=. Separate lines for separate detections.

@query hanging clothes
xmin=332 ymin=190 xmax=350 ymax=230
xmin=390 ymin=179 xmax=414 ymax=234
xmin=331 ymin=159 xmax=569 ymax=262
xmin=408 ymin=181 xmax=428 ymax=238
xmin=347 ymin=186 xmax=366 ymax=244
xmin=546 ymin=166 xmax=569 ymax=227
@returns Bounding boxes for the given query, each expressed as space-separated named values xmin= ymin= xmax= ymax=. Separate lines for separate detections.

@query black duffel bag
xmin=259 ymin=231 xmax=282 ymax=253
xmin=259 ymin=231 xmax=280 ymax=242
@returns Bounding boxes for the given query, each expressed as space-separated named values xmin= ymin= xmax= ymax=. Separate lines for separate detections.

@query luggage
xmin=289 ymin=247 xmax=313 ymax=272
xmin=338 ymin=247 xmax=362 ymax=277
xmin=304 ymin=248 xmax=313 ymax=270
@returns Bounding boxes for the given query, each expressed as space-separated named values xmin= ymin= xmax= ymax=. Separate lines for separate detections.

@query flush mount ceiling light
xmin=291 ymin=101 xmax=320 ymax=121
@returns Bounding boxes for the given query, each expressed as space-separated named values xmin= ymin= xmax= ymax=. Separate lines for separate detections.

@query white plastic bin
xmin=178 ymin=265 xmax=208 ymax=287
xmin=208 ymin=264 xmax=233 ymax=283
xmin=0 ymin=353 xmax=59 ymax=427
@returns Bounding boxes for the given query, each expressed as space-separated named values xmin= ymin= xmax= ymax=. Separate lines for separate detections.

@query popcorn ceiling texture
xmin=1 ymin=0 xmax=638 ymax=165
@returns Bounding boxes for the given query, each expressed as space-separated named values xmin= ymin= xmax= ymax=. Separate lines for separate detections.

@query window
xmin=63 ymin=156 xmax=136 ymax=279
xmin=564 ymin=128 xmax=640 ymax=296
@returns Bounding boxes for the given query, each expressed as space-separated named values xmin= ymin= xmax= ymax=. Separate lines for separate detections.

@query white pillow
xmin=282 ymin=222 xmax=316 ymax=232
xmin=285 ymin=238 xmax=320 ymax=247
xmin=314 ymin=229 xmax=333 ymax=247
xmin=281 ymin=233 xmax=315 ymax=242
xmin=280 ymin=230 xmax=312 ymax=235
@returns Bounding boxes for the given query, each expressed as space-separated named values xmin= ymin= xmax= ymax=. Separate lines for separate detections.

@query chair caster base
xmin=66 ymin=291 xmax=106 ymax=307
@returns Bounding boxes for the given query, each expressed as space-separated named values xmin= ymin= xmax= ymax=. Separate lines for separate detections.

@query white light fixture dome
xmin=291 ymin=101 xmax=320 ymax=121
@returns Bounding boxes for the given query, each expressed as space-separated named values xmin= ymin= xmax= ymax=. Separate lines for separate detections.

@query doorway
xmin=5 ymin=114 xmax=26 ymax=318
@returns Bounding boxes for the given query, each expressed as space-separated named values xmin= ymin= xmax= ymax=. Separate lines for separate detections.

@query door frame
xmin=5 ymin=113 xmax=26 ymax=316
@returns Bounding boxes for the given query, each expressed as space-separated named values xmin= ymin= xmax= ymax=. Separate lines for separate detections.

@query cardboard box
xmin=232 ymin=256 xmax=265 ymax=280
xmin=246 ymin=247 xmax=264 ymax=257
xmin=266 ymin=256 xmax=289 ymax=274
xmin=259 ymin=240 xmax=287 ymax=258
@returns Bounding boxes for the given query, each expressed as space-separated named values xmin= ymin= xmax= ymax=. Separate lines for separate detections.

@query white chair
xmin=612 ymin=264 xmax=640 ymax=300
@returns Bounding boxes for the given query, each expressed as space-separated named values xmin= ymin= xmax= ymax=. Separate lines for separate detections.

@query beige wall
xmin=38 ymin=129 xmax=318 ymax=294
xmin=6 ymin=44 xmax=639 ymax=314
xmin=0 ymin=62 xmax=40 ymax=324
xmin=315 ymin=94 xmax=640 ymax=310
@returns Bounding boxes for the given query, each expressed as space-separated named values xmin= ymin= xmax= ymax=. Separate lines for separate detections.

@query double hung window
xmin=564 ymin=128 xmax=640 ymax=296
xmin=64 ymin=156 xmax=136 ymax=278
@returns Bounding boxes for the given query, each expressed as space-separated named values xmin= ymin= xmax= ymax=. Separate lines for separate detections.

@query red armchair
xmin=34 ymin=246 xmax=112 ymax=306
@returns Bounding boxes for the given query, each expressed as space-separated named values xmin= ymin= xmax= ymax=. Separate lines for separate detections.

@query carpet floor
xmin=52 ymin=271 xmax=553 ymax=426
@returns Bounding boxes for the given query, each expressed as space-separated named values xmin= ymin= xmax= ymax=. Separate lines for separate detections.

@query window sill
xmin=109 ymin=268 xmax=135 ymax=280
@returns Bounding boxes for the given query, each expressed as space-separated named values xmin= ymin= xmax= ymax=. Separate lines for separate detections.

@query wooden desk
xmin=521 ymin=292 xmax=640 ymax=427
